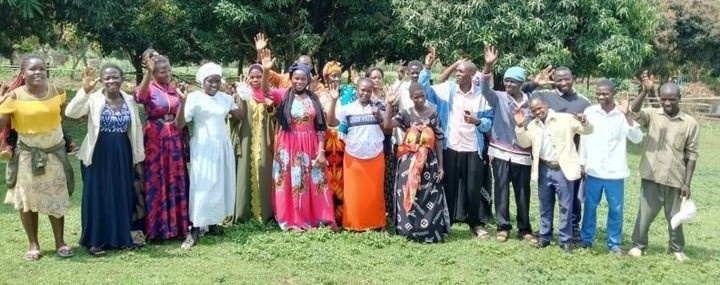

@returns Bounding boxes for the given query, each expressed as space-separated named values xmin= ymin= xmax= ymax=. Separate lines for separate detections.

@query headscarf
xmin=322 ymin=61 xmax=342 ymax=78
xmin=288 ymin=63 xmax=312 ymax=87
xmin=248 ymin=63 xmax=263 ymax=75
xmin=504 ymin=66 xmax=526 ymax=83
xmin=195 ymin=62 xmax=224 ymax=85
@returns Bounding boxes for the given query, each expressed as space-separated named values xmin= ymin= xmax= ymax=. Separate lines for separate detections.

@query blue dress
xmin=80 ymin=102 xmax=136 ymax=249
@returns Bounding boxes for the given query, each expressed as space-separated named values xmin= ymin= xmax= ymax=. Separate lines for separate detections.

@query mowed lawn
xmin=0 ymin=91 xmax=719 ymax=284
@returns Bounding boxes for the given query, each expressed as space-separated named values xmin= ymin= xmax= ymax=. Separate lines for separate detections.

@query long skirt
xmin=80 ymin=131 xmax=135 ymax=249
xmin=325 ymin=128 xmax=345 ymax=225
xmin=343 ymin=152 xmax=386 ymax=231
xmin=383 ymin=136 xmax=396 ymax=227
xmin=394 ymin=149 xmax=450 ymax=243
xmin=231 ymin=101 xmax=274 ymax=223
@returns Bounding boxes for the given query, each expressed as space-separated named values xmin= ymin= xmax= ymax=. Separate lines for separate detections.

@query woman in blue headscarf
xmin=260 ymin=50 xmax=336 ymax=231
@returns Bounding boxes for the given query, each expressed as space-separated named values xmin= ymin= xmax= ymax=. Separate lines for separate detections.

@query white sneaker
xmin=628 ymin=247 xmax=642 ymax=257
xmin=674 ymin=252 xmax=689 ymax=262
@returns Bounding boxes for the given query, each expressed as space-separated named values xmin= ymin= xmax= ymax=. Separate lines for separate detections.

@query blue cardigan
xmin=419 ymin=69 xmax=493 ymax=156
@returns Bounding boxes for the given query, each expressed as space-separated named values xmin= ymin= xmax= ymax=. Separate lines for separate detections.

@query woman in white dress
xmin=177 ymin=63 xmax=245 ymax=249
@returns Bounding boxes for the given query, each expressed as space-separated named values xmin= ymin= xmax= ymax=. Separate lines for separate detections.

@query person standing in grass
xmin=179 ymin=62 xmax=246 ymax=249
xmin=134 ymin=49 xmax=191 ymax=242
xmin=419 ymin=49 xmax=494 ymax=239
xmin=232 ymin=60 xmax=282 ymax=224
xmin=577 ymin=80 xmax=643 ymax=255
xmin=66 ymin=64 xmax=145 ymax=256
xmin=328 ymin=77 xmax=387 ymax=232
xmin=515 ymin=97 xmax=593 ymax=254
xmin=262 ymin=50 xmax=336 ymax=231
xmin=478 ymin=46 xmax=536 ymax=244
xmin=627 ymin=80 xmax=699 ymax=262
xmin=0 ymin=55 xmax=76 ymax=260
xmin=384 ymin=82 xmax=450 ymax=242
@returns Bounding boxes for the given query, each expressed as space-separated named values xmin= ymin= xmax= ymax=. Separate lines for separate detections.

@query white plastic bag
xmin=671 ymin=197 xmax=697 ymax=229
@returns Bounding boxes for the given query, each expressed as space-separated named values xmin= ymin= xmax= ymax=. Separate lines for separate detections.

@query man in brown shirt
xmin=628 ymin=81 xmax=699 ymax=261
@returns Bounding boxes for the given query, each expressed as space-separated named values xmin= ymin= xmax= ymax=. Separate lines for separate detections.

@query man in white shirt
xmin=578 ymin=80 xmax=643 ymax=254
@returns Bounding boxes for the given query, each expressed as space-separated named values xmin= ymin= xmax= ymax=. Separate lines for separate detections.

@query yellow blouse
xmin=0 ymin=85 xmax=66 ymax=134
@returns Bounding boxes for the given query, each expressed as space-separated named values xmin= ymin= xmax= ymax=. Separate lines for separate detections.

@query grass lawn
xmin=0 ymin=92 xmax=719 ymax=284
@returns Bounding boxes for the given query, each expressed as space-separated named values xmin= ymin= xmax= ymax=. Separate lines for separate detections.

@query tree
xmin=392 ymin=0 xmax=657 ymax=82
xmin=0 ymin=0 xmax=55 ymax=63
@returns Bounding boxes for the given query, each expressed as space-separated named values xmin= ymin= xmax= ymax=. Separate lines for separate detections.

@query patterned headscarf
xmin=288 ymin=63 xmax=312 ymax=86
xmin=322 ymin=61 xmax=342 ymax=78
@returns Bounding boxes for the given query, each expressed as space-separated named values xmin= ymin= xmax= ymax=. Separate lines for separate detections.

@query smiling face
xmin=408 ymin=65 xmax=422 ymax=82
xmin=596 ymin=85 xmax=615 ymax=109
xmin=153 ymin=60 xmax=172 ymax=84
xmin=203 ymin=75 xmax=222 ymax=95
xmin=553 ymin=69 xmax=574 ymax=95
xmin=101 ymin=67 xmax=124 ymax=94
xmin=290 ymin=70 xmax=308 ymax=93
xmin=504 ymin=78 xmax=522 ymax=96
xmin=357 ymin=80 xmax=373 ymax=105
xmin=658 ymin=86 xmax=680 ymax=116
xmin=248 ymin=69 xmax=262 ymax=89
xmin=326 ymin=71 xmax=341 ymax=85
xmin=22 ymin=58 xmax=47 ymax=87
xmin=529 ymin=99 xmax=548 ymax=120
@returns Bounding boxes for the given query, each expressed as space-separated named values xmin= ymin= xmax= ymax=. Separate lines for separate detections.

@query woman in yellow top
xmin=0 ymin=55 xmax=75 ymax=261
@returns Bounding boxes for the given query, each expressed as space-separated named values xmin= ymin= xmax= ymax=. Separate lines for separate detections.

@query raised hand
xmin=328 ymin=81 xmax=339 ymax=100
xmin=176 ymin=81 xmax=188 ymax=101
xmin=383 ymin=85 xmax=397 ymax=106
xmin=513 ymin=107 xmax=526 ymax=127
xmin=424 ymin=47 xmax=437 ymax=68
xmin=573 ymin=113 xmax=587 ymax=124
xmin=254 ymin=33 xmax=268 ymax=51
xmin=533 ymin=65 xmax=554 ymax=86
xmin=260 ymin=48 xmax=275 ymax=70
xmin=82 ymin=66 xmax=100 ymax=93
xmin=397 ymin=60 xmax=407 ymax=81
xmin=483 ymin=45 xmax=498 ymax=66
xmin=619 ymin=92 xmax=630 ymax=115
xmin=143 ymin=53 xmax=157 ymax=74
xmin=641 ymin=71 xmax=654 ymax=92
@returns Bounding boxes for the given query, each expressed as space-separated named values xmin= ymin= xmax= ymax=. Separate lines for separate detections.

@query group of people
xmin=0 ymin=33 xmax=698 ymax=262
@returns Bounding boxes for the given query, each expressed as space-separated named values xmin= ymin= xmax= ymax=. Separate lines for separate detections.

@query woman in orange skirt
xmin=328 ymin=77 xmax=386 ymax=231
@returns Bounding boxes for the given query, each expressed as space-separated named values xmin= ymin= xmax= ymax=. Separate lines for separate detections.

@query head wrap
xmin=322 ymin=61 xmax=342 ymax=78
xmin=288 ymin=63 xmax=312 ymax=85
xmin=503 ymin=66 xmax=526 ymax=83
xmin=248 ymin=63 xmax=263 ymax=75
xmin=195 ymin=62 xmax=224 ymax=85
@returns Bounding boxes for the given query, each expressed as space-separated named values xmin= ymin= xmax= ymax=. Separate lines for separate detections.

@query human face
xmin=503 ymin=78 xmax=522 ymax=96
xmin=596 ymin=85 xmax=615 ymax=109
xmin=290 ymin=70 xmax=308 ymax=93
xmin=357 ymin=81 xmax=373 ymax=105
xmin=153 ymin=61 xmax=172 ymax=84
xmin=553 ymin=70 xmax=574 ymax=95
xmin=101 ymin=68 xmax=123 ymax=94
xmin=369 ymin=70 xmax=383 ymax=90
xmin=530 ymin=100 xmax=548 ymax=120
xmin=410 ymin=89 xmax=426 ymax=109
xmin=203 ymin=75 xmax=222 ymax=95
xmin=22 ymin=58 xmax=47 ymax=87
xmin=248 ymin=69 xmax=262 ymax=89
xmin=658 ymin=88 xmax=680 ymax=116
xmin=455 ymin=63 xmax=472 ymax=86
xmin=408 ymin=65 xmax=422 ymax=82
xmin=327 ymin=71 xmax=341 ymax=85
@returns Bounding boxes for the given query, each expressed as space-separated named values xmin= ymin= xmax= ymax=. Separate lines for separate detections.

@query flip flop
xmin=23 ymin=249 xmax=41 ymax=261
xmin=88 ymin=247 xmax=106 ymax=256
xmin=56 ymin=246 xmax=75 ymax=258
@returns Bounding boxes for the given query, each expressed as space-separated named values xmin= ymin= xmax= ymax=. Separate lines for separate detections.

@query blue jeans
xmin=537 ymin=165 xmax=575 ymax=245
xmin=580 ymin=175 xmax=624 ymax=249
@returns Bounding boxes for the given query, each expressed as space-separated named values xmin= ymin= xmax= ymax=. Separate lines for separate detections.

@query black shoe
xmin=561 ymin=243 xmax=573 ymax=254
xmin=535 ymin=240 xmax=551 ymax=248
xmin=575 ymin=241 xmax=592 ymax=249
xmin=207 ymin=225 xmax=224 ymax=236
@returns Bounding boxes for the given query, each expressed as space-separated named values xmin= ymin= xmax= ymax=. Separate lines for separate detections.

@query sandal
xmin=88 ymin=247 xmax=106 ymax=256
xmin=23 ymin=249 xmax=41 ymax=261
xmin=496 ymin=230 xmax=509 ymax=243
xmin=522 ymin=233 xmax=539 ymax=245
xmin=181 ymin=235 xmax=195 ymax=251
xmin=56 ymin=245 xmax=75 ymax=258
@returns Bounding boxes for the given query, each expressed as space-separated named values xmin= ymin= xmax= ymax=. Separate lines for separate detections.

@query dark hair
xmin=100 ymin=63 xmax=124 ymax=77
xmin=460 ymin=61 xmax=478 ymax=74
xmin=365 ymin=66 xmax=384 ymax=78
xmin=277 ymin=89 xmax=327 ymax=132
xmin=530 ymin=94 xmax=548 ymax=105
xmin=659 ymin=82 xmax=681 ymax=100
xmin=20 ymin=55 xmax=45 ymax=71
xmin=357 ymin=77 xmax=373 ymax=87
xmin=596 ymin=79 xmax=616 ymax=91
xmin=408 ymin=60 xmax=423 ymax=69
xmin=408 ymin=81 xmax=424 ymax=95
xmin=553 ymin=66 xmax=573 ymax=77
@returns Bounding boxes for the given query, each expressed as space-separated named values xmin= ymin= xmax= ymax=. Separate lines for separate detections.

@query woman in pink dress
xmin=260 ymin=50 xmax=335 ymax=230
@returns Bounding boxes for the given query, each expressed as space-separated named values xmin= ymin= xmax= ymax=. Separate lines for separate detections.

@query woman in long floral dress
xmin=260 ymin=49 xmax=336 ymax=230
xmin=383 ymin=82 xmax=449 ymax=243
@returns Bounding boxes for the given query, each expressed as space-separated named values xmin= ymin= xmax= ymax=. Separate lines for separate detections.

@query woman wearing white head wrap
xmin=178 ymin=62 xmax=246 ymax=250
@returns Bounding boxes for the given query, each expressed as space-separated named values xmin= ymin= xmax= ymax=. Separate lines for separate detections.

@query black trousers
xmin=492 ymin=159 xmax=532 ymax=234
xmin=443 ymin=149 xmax=491 ymax=228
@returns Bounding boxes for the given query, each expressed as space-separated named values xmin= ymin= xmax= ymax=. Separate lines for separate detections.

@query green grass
xmin=0 ymin=94 xmax=719 ymax=284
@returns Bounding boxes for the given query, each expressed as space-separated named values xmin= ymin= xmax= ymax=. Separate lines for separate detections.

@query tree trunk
xmin=492 ymin=72 xmax=504 ymax=91
xmin=128 ymin=49 xmax=143 ymax=84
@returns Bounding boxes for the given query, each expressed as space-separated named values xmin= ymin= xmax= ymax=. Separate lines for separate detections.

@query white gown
xmin=184 ymin=91 xmax=238 ymax=227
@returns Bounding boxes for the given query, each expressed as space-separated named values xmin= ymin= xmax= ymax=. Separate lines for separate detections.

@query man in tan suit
xmin=515 ymin=97 xmax=593 ymax=253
